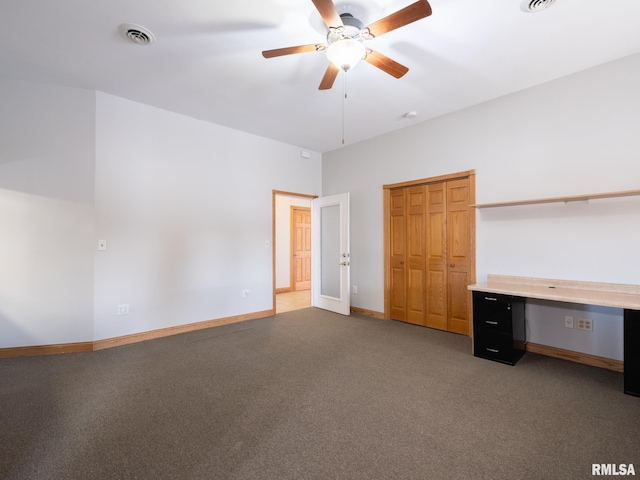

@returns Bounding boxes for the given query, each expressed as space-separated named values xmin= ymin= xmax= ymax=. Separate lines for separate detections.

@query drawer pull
xmin=485 ymin=320 xmax=498 ymax=325
xmin=486 ymin=348 xmax=500 ymax=353
xmin=484 ymin=297 xmax=497 ymax=301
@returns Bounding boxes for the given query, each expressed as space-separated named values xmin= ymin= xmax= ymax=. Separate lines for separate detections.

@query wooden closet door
xmin=384 ymin=170 xmax=475 ymax=335
xmin=390 ymin=188 xmax=406 ymax=321
xmin=426 ymin=183 xmax=448 ymax=331
xmin=406 ymin=186 xmax=427 ymax=325
xmin=446 ymin=178 xmax=471 ymax=335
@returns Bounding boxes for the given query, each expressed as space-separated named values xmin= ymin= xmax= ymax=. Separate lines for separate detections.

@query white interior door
xmin=312 ymin=193 xmax=350 ymax=315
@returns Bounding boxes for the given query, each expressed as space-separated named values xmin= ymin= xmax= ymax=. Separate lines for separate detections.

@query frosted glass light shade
xmin=326 ymin=39 xmax=366 ymax=71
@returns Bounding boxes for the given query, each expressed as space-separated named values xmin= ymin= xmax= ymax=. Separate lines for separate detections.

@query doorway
xmin=273 ymin=191 xmax=316 ymax=313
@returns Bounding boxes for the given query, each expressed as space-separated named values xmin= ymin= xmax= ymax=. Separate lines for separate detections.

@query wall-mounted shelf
xmin=472 ymin=188 xmax=640 ymax=209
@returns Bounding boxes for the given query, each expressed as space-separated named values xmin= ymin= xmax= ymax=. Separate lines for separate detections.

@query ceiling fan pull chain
xmin=342 ymin=70 xmax=347 ymax=144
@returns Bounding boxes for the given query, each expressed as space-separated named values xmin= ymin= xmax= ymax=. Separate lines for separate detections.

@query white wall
xmin=322 ymin=52 xmax=640 ymax=360
xmin=275 ymin=195 xmax=312 ymax=290
xmin=94 ymin=93 xmax=321 ymax=340
xmin=0 ymin=81 xmax=321 ymax=348
xmin=0 ymin=80 xmax=96 ymax=348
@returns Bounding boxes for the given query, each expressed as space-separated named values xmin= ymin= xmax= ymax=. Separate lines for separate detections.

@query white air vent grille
xmin=521 ymin=0 xmax=557 ymax=12
xmin=118 ymin=23 xmax=156 ymax=45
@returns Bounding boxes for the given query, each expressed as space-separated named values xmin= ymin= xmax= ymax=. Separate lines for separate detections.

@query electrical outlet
xmin=577 ymin=317 xmax=593 ymax=331
xmin=564 ymin=316 xmax=574 ymax=328
xmin=117 ymin=304 xmax=129 ymax=315
xmin=98 ymin=239 xmax=107 ymax=251
xmin=352 ymin=285 xmax=358 ymax=294
xmin=242 ymin=289 xmax=250 ymax=298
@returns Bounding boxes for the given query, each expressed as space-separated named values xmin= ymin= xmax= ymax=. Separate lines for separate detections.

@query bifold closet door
xmin=389 ymin=188 xmax=407 ymax=321
xmin=426 ymin=182 xmax=447 ymax=330
xmin=389 ymin=178 xmax=471 ymax=334
xmin=405 ymin=186 xmax=427 ymax=325
xmin=426 ymin=178 xmax=471 ymax=334
xmin=389 ymin=185 xmax=427 ymax=326
xmin=446 ymin=179 xmax=472 ymax=335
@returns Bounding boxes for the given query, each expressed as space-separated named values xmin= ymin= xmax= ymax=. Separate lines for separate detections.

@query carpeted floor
xmin=1 ymin=308 xmax=639 ymax=480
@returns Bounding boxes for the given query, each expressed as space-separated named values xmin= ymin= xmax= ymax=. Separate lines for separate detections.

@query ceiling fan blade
xmin=311 ymin=0 xmax=344 ymax=28
xmin=364 ymin=0 xmax=432 ymax=38
xmin=319 ymin=63 xmax=340 ymax=90
xmin=364 ymin=50 xmax=409 ymax=79
xmin=262 ymin=44 xmax=325 ymax=58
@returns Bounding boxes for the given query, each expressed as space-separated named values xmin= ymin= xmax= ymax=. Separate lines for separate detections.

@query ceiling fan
xmin=262 ymin=0 xmax=432 ymax=90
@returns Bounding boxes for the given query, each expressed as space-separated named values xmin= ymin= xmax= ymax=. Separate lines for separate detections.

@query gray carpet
xmin=1 ymin=308 xmax=639 ymax=480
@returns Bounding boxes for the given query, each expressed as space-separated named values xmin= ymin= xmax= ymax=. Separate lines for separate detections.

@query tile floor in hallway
xmin=276 ymin=290 xmax=311 ymax=313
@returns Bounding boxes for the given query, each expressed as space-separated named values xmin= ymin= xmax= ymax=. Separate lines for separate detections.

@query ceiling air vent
xmin=118 ymin=23 xmax=156 ymax=45
xmin=520 ymin=0 xmax=557 ymax=13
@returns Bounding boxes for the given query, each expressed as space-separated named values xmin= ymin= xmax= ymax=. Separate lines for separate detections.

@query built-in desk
xmin=468 ymin=275 xmax=640 ymax=396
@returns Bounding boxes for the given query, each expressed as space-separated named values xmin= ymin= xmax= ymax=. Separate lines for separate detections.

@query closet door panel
xmin=390 ymin=189 xmax=406 ymax=321
xmin=426 ymin=183 xmax=447 ymax=330
xmin=427 ymin=270 xmax=447 ymax=330
xmin=447 ymin=179 xmax=471 ymax=335
xmin=448 ymin=270 xmax=469 ymax=334
xmin=406 ymin=186 xmax=427 ymax=325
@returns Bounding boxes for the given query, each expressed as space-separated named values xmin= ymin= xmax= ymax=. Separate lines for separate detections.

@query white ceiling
xmin=2 ymin=0 xmax=640 ymax=153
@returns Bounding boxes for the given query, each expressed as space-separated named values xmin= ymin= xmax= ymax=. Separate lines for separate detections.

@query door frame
xmin=382 ymin=170 xmax=476 ymax=322
xmin=272 ymin=190 xmax=318 ymax=312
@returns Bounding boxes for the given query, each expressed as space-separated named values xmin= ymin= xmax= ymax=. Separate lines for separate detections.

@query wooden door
xmin=446 ymin=178 xmax=471 ymax=335
xmin=384 ymin=171 xmax=475 ymax=335
xmin=406 ymin=186 xmax=427 ymax=325
xmin=390 ymin=186 xmax=427 ymax=326
xmin=426 ymin=182 xmax=447 ymax=330
xmin=389 ymin=189 xmax=407 ymax=321
xmin=425 ymin=178 xmax=472 ymax=334
xmin=291 ymin=207 xmax=311 ymax=291
xmin=384 ymin=170 xmax=475 ymax=336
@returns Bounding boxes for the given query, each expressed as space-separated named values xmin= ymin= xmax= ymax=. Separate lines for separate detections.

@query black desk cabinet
xmin=473 ymin=291 xmax=526 ymax=365
xmin=624 ymin=309 xmax=640 ymax=397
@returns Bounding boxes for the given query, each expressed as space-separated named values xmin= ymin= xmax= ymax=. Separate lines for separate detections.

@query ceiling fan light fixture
xmin=326 ymin=39 xmax=366 ymax=71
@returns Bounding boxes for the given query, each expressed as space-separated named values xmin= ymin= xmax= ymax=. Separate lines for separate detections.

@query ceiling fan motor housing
xmin=327 ymin=13 xmax=365 ymax=44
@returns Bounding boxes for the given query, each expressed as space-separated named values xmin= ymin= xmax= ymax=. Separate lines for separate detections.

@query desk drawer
xmin=473 ymin=330 xmax=514 ymax=365
xmin=624 ymin=355 xmax=640 ymax=397
xmin=475 ymin=313 xmax=513 ymax=334
xmin=624 ymin=309 xmax=640 ymax=397
xmin=473 ymin=291 xmax=513 ymax=322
